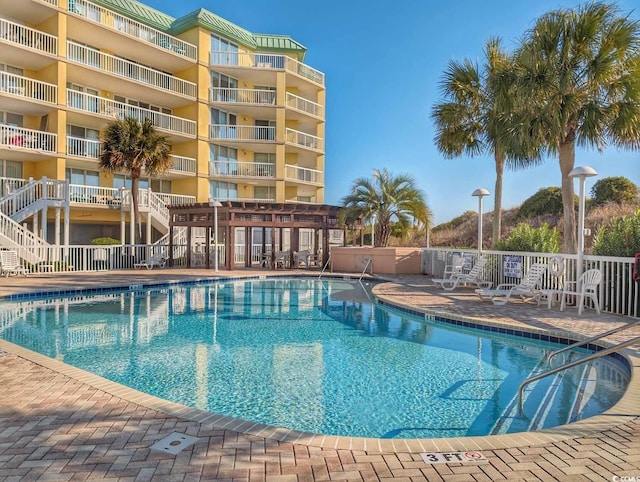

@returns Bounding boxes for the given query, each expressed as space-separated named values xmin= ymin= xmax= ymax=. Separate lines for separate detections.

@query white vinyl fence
xmin=422 ymin=248 xmax=639 ymax=318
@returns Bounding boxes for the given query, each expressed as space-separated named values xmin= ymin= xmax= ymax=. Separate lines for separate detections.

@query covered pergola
xmin=167 ymin=201 xmax=343 ymax=270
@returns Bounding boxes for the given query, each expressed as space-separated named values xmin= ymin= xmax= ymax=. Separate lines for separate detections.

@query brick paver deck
xmin=1 ymin=269 xmax=639 ymax=481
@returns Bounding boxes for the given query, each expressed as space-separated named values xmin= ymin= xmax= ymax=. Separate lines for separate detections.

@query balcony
xmin=155 ymin=193 xmax=196 ymax=205
xmin=0 ymin=72 xmax=57 ymax=116
xmin=210 ymin=196 xmax=276 ymax=204
xmin=67 ymin=41 xmax=197 ymax=101
xmin=209 ymin=161 xmax=275 ymax=178
xmin=285 ymin=128 xmax=323 ymax=152
xmin=168 ymin=155 xmax=197 ymax=176
xmin=0 ymin=125 xmax=57 ymax=160
xmin=286 ymin=92 xmax=323 ymax=119
xmin=66 ymin=0 xmax=197 ymax=63
xmin=69 ymin=185 xmax=121 ymax=206
xmin=67 ymin=91 xmax=196 ymax=139
xmin=209 ymin=125 xmax=276 ymax=151
xmin=210 ymin=51 xmax=324 ymax=87
xmin=66 ymin=136 xmax=101 ymax=159
xmin=285 ymin=165 xmax=323 ymax=185
xmin=0 ymin=18 xmax=57 ymax=70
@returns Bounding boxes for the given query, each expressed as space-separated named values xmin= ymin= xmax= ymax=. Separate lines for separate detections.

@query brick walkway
xmin=1 ymin=270 xmax=639 ymax=481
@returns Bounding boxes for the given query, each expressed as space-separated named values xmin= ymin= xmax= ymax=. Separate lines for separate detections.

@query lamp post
xmin=371 ymin=213 xmax=376 ymax=247
xmin=472 ymin=188 xmax=490 ymax=253
xmin=209 ymin=199 xmax=223 ymax=272
xmin=568 ymin=166 xmax=597 ymax=282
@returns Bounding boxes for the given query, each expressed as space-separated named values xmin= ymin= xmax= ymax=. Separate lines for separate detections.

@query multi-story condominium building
xmin=0 ymin=0 xmax=325 ymax=248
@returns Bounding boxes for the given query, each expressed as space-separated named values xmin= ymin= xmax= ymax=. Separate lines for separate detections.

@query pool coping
xmin=1 ymin=273 xmax=638 ymax=454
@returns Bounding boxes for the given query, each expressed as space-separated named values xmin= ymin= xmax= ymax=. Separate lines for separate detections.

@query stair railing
xmin=518 ymin=336 xmax=640 ymax=415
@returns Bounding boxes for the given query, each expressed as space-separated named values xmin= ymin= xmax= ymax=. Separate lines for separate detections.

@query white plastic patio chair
xmin=274 ymin=250 xmax=289 ymax=269
xmin=476 ymin=262 xmax=547 ymax=305
xmin=560 ymin=268 xmax=602 ymax=315
xmin=294 ymin=250 xmax=311 ymax=269
xmin=433 ymin=256 xmax=492 ymax=291
xmin=442 ymin=254 xmax=465 ymax=279
xmin=0 ymin=250 xmax=28 ymax=277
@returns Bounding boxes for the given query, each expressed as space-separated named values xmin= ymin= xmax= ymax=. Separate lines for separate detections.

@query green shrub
xmin=494 ymin=223 xmax=560 ymax=253
xmin=590 ymin=176 xmax=639 ymax=206
xmin=517 ymin=187 xmax=577 ymax=219
xmin=592 ymin=210 xmax=640 ymax=257
xmin=90 ymin=237 xmax=121 ymax=245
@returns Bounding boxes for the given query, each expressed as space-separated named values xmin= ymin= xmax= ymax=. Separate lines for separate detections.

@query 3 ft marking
xmin=420 ymin=451 xmax=487 ymax=464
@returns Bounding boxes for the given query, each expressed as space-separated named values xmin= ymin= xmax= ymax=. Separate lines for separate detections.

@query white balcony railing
xmin=69 ymin=184 xmax=121 ymax=205
xmin=209 ymin=125 xmax=276 ymax=142
xmin=155 ymin=193 xmax=196 ymax=205
xmin=0 ymin=18 xmax=57 ymax=56
xmin=0 ymin=125 xmax=57 ymax=153
xmin=285 ymin=128 xmax=323 ymax=151
xmin=210 ymin=51 xmax=324 ymax=86
xmin=209 ymin=87 xmax=276 ymax=105
xmin=66 ymin=0 xmax=197 ymax=61
xmin=67 ymin=41 xmax=197 ymax=98
xmin=0 ymin=72 xmax=57 ymax=104
xmin=210 ymin=196 xmax=275 ymax=204
xmin=66 ymin=136 xmax=101 ymax=159
xmin=286 ymin=92 xmax=323 ymax=118
xmin=169 ymin=155 xmax=196 ymax=175
xmin=209 ymin=161 xmax=275 ymax=178
xmin=67 ymin=91 xmax=196 ymax=136
xmin=285 ymin=165 xmax=323 ymax=184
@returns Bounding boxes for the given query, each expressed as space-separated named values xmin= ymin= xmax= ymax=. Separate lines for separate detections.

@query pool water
xmin=0 ymin=278 xmax=630 ymax=439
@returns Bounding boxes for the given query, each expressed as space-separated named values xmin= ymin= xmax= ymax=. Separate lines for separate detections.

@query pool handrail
xmin=318 ymin=253 xmax=332 ymax=279
xmin=546 ymin=319 xmax=640 ymax=364
xmin=518 ymin=336 xmax=640 ymax=416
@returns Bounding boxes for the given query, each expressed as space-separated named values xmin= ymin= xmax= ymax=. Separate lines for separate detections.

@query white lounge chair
xmin=0 ymin=250 xmax=28 ymax=277
xmin=134 ymin=252 xmax=166 ymax=270
xmin=560 ymin=268 xmax=602 ymax=315
xmin=433 ymin=256 xmax=491 ymax=291
xmin=476 ymin=262 xmax=547 ymax=305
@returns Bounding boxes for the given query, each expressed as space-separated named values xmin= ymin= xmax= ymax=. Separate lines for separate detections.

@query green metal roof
xmin=88 ymin=0 xmax=308 ymax=59
xmin=91 ymin=0 xmax=173 ymax=31
xmin=170 ymin=8 xmax=257 ymax=48
xmin=254 ymin=34 xmax=307 ymax=57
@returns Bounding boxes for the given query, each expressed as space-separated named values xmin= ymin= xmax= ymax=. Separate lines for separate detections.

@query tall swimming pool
xmin=0 ymin=277 xmax=630 ymax=439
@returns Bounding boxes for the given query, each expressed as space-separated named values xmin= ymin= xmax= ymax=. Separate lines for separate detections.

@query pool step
xmin=490 ymin=352 xmax=597 ymax=435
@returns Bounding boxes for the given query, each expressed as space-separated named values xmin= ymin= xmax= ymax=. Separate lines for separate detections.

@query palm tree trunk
xmin=559 ymin=140 xmax=577 ymax=253
xmin=492 ymin=151 xmax=504 ymax=246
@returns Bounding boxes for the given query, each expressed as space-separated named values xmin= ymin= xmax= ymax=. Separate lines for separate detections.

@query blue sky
xmin=146 ymin=0 xmax=639 ymax=224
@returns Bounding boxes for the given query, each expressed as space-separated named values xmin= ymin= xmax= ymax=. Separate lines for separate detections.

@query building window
xmin=254 ymin=153 xmax=275 ymax=164
xmin=66 ymin=124 xmax=99 ymax=157
xmin=114 ymin=174 xmax=149 ymax=190
xmin=210 ymin=36 xmax=238 ymax=65
xmin=210 ymin=180 xmax=237 ymax=200
xmin=254 ymin=186 xmax=274 ymax=200
xmin=151 ymin=179 xmax=172 ymax=194
xmin=66 ymin=168 xmax=99 ymax=186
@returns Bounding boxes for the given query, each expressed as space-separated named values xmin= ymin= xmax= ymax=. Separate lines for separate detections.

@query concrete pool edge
xmin=0 ymin=274 xmax=638 ymax=454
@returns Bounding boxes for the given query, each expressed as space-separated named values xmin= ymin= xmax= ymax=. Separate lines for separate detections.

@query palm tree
xmin=99 ymin=117 xmax=172 ymax=242
xmin=431 ymin=37 xmax=540 ymax=245
xmin=341 ymin=169 xmax=431 ymax=247
xmin=512 ymin=2 xmax=640 ymax=253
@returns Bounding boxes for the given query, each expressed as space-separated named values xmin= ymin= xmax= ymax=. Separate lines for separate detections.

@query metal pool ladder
xmin=517 ymin=331 xmax=640 ymax=415
xmin=358 ymin=258 xmax=373 ymax=281
xmin=318 ymin=254 xmax=332 ymax=279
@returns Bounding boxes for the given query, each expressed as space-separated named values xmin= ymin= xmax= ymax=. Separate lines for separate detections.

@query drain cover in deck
xmin=150 ymin=432 xmax=198 ymax=455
